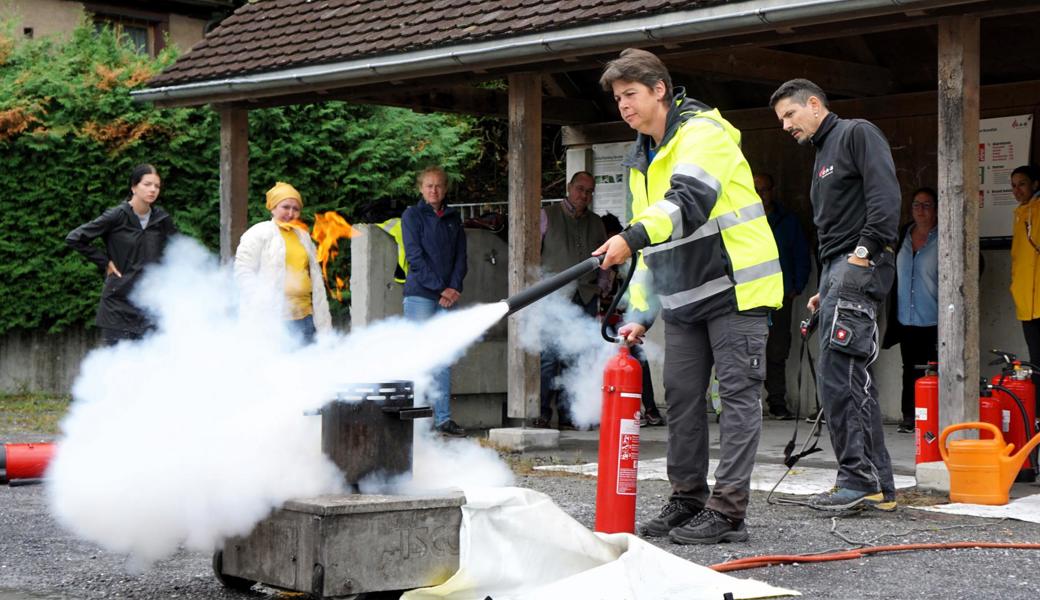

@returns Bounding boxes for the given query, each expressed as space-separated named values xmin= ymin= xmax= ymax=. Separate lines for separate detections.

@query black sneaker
xmin=807 ymin=487 xmax=883 ymax=511
xmin=639 ymin=499 xmax=700 ymax=538
xmin=640 ymin=412 xmax=666 ymax=427
xmin=436 ymin=419 xmax=467 ymax=437
xmin=669 ymin=508 xmax=748 ymax=544
xmin=897 ymin=419 xmax=914 ymax=433
xmin=769 ymin=407 xmax=796 ymax=420
xmin=806 ymin=409 xmax=826 ymax=425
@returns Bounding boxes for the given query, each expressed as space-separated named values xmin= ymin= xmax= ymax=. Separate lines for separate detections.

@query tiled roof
xmin=148 ymin=0 xmax=729 ymax=87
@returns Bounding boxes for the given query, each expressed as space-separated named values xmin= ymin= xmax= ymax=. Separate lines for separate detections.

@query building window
xmin=86 ymin=5 xmax=169 ymax=57
xmin=93 ymin=16 xmax=157 ymax=55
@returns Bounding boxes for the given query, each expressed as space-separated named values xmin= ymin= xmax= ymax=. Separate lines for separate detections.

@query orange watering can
xmin=939 ymin=422 xmax=1040 ymax=505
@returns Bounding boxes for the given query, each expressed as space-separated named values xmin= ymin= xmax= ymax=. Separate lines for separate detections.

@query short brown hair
xmin=600 ymin=48 xmax=672 ymax=100
xmin=416 ymin=165 xmax=448 ymax=190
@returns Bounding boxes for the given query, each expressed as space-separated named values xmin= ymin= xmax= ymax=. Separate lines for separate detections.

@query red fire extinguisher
xmin=914 ymin=362 xmax=941 ymax=464
xmin=983 ymin=353 xmax=1037 ymax=482
xmin=595 ymin=345 xmax=643 ymax=534
xmin=1 ymin=442 xmax=56 ymax=484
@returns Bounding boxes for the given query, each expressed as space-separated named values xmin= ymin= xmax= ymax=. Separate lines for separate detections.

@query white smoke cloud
xmin=516 ymin=289 xmax=618 ymax=428
xmin=46 ymin=237 xmax=510 ymax=564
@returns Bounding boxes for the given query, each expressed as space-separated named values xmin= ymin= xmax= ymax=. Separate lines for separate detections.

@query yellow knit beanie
xmin=265 ymin=181 xmax=302 ymax=210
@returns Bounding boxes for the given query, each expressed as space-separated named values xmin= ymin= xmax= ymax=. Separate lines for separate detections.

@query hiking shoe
xmin=769 ymin=407 xmax=796 ymax=420
xmin=639 ymin=499 xmax=700 ymax=538
xmin=897 ymin=419 xmax=914 ymax=433
xmin=436 ymin=420 xmax=467 ymax=437
xmin=669 ymin=508 xmax=749 ymax=545
xmin=531 ymin=417 xmax=551 ymax=429
xmin=865 ymin=492 xmax=898 ymax=512
xmin=808 ymin=487 xmax=883 ymax=511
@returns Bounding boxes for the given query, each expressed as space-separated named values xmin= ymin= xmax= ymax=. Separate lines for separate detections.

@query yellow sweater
xmin=1010 ymin=197 xmax=1040 ymax=321
xmin=280 ymin=226 xmax=314 ymax=320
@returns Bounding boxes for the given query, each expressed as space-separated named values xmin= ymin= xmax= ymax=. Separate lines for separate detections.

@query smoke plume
xmin=47 ymin=237 xmax=510 ymax=564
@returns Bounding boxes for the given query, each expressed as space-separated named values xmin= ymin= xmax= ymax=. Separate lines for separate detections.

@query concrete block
xmin=916 ymin=460 xmax=949 ymax=494
xmin=219 ymin=492 xmax=465 ymax=597
xmin=488 ymin=427 xmax=559 ymax=451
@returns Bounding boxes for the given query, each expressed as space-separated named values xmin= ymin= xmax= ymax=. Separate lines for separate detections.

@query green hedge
xmin=0 ymin=19 xmax=480 ymax=334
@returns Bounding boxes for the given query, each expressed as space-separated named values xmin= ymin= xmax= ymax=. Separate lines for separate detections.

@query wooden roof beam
xmin=665 ymin=47 xmax=894 ymax=97
xmin=353 ymin=86 xmax=604 ymax=125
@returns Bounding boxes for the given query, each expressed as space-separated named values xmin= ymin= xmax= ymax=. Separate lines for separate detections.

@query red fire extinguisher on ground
xmin=982 ymin=351 xmax=1037 ymax=482
xmin=914 ymin=362 xmax=941 ymax=463
xmin=595 ymin=344 xmax=643 ymax=534
xmin=1 ymin=442 xmax=56 ymax=484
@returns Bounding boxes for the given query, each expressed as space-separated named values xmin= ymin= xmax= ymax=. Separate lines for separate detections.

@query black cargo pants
xmin=817 ymin=251 xmax=896 ymax=496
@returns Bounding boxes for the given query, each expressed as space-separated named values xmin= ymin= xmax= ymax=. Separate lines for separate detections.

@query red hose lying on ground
xmin=710 ymin=542 xmax=1040 ymax=572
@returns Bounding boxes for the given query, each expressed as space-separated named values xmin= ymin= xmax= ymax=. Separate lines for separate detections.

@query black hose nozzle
xmin=502 ymin=256 xmax=603 ymax=317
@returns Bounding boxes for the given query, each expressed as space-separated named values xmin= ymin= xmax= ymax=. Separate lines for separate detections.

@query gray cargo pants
xmin=664 ymin=310 xmax=768 ymax=521
xmin=817 ymin=252 xmax=896 ymax=496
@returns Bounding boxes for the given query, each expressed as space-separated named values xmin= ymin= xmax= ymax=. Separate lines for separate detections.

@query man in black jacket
xmin=770 ymin=79 xmax=900 ymax=512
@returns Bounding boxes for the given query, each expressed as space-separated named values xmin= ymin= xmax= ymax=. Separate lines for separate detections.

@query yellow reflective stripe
xmin=733 ymin=258 xmax=782 ymax=284
xmin=673 ymin=162 xmax=722 ymax=202
xmin=652 ymin=199 xmax=683 ymax=239
xmin=657 ymin=257 xmax=781 ymax=311
xmin=659 ymin=276 xmax=733 ymax=310
xmin=642 ymin=202 xmax=765 ymax=257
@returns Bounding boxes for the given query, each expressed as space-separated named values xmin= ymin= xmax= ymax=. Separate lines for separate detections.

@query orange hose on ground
xmin=710 ymin=542 xmax=1040 ymax=572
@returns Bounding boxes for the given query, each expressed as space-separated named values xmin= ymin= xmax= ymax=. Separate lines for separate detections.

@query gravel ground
xmin=2 ymin=455 xmax=1040 ymax=599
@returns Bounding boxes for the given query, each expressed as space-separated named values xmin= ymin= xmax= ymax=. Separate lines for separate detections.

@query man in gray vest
xmin=533 ymin=171 xmax=607 ymax=429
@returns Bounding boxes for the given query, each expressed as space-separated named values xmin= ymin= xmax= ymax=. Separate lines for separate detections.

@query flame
xmin=312 ymin=211 xmax=357 ymax=301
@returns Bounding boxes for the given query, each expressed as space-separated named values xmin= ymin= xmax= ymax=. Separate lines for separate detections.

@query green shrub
xmin=0 ymin=17 xmax=480 ymax=333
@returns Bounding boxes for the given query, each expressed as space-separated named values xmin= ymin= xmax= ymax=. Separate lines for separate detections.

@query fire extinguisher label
xmin=1002 ymin=409 xmax=1011 ymax=432
xmin=915 ymin=407 xmax=927 ymax=421
xmin=617 ymin=418 xmax=639 ymax=496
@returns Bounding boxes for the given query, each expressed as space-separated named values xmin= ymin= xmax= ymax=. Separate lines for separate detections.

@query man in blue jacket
xmin=402 ymin=166 xmax=468 ymax=437
xmin=771 ymin=78 xmax=899 ymax=512
xmin=754 ymin=173 xmax=811 ymax=420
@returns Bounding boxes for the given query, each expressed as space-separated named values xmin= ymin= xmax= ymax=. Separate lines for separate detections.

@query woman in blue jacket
xmin=402 ymin=166 xmax=468 ymax=437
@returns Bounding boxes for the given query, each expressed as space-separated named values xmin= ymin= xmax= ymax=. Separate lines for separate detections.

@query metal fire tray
xmin=215 ymin=492 xmax=465 ymax=598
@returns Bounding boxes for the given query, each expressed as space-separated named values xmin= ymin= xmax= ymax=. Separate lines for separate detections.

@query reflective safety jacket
xmin=618 ymin=92 xmax=783 ymax=326
xmin=379 ymin=217 xmax=408 ymax=284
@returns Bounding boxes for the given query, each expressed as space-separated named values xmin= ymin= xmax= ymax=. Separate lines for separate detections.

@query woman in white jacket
xmin=234 ymin=181 xmax=332 ymax=343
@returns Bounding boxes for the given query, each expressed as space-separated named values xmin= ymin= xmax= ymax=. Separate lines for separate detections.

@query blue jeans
xmin=403 ymin=295 xmax=452 ymax=425
xmin=287 ymin=315 xmax=316 ymax=345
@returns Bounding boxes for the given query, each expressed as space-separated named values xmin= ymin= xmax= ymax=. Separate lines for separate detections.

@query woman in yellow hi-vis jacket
xmin=594 ymin=49 xmax=783 ymax=546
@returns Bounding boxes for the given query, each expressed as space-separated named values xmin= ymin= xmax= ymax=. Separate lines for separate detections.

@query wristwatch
xmin=853 ymin=246 xmax=870 ymax=260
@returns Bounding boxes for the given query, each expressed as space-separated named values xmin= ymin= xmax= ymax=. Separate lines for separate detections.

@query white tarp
xmin=402 ymin=487 xmax=797 ymax=600
xmin=913 ymin=493 xmax=1040 ymax=523
xmin=535 ymin=457 xmax=917 ymax=496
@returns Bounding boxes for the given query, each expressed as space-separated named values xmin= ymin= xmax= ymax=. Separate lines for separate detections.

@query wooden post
xmin=936 ymin=16 xmax=980 ymax=434
xmin=506 ymin=73 xmax=542 ymax=420
xmin=218 ymin=105 xmax=249 ymax=262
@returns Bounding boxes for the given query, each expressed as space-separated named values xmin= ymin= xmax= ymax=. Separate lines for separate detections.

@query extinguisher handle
xmin=601 ymin=255 xmax=639 ymax=344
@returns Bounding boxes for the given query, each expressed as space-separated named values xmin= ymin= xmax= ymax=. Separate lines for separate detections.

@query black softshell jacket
xmin=66 ymin=203 xmax=176 ymax=334
xmin=809 ymin=112 xmax=900 ymax=262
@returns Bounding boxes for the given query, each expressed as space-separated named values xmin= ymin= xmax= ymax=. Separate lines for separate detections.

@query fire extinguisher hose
xmin=709 ymin=541 xmax=1040 ymax=572
xmin=990 ymin=382 xmax=1038 ymax=471
xmin=600 ymin=255 xmax=639 ymax=344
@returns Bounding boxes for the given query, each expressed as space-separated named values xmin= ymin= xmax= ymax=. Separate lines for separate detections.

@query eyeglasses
xmin=911 ymin=202 xmax=935 ymax=210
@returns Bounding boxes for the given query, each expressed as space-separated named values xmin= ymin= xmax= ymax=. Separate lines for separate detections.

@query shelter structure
xmin=134 ymin=0 xmax=1040 ymax=435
